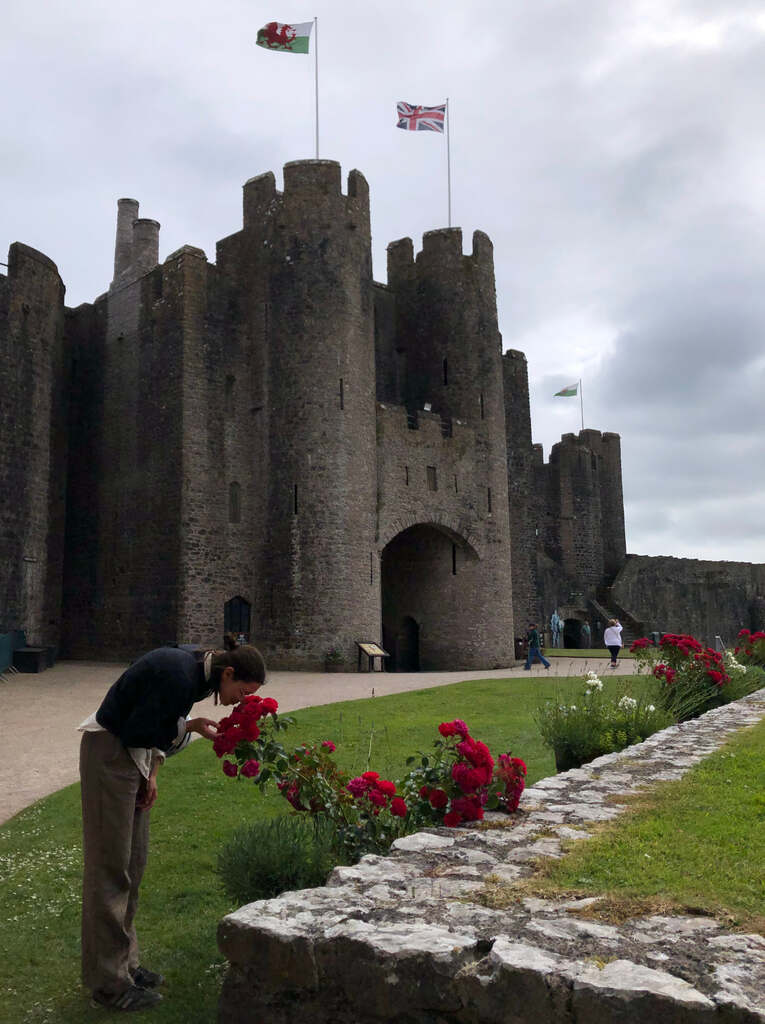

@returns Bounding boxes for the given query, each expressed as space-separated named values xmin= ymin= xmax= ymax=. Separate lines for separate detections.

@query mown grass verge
xmin=510 ymin=715 xmax=765 ymax=933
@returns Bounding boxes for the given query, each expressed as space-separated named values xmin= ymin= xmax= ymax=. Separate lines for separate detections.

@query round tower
xmin=242 ymin=160 xmax=379 ymax=667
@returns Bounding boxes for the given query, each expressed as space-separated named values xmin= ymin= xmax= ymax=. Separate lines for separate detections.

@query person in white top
xmin=604 ymin=618 xmax=623 ymax=667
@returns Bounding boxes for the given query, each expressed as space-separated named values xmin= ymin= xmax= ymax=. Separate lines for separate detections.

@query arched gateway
xmin=381 ymin=522 xmax=505 ymax=671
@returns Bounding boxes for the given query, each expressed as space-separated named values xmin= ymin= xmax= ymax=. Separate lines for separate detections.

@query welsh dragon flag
xmin=256 ymin=21 xmax=313 ymax=53
xmin=554 ymin=382 xmax=579 ymax=397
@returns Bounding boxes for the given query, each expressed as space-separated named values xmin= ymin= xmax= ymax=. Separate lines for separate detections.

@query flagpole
xmin=314 ymin=17 xmax=319 ymax=159
xmin=446 ymin=97 xmax=452 ymax=228
xmin=579 ymin=378 xmax=584 ymax=431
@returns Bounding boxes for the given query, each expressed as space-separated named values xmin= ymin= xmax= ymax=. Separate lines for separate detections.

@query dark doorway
xmin=395 ymin=616 xmax=420 ymax=672
xmin=224 ymin=596 xmax=251 ymax=642
xmin=563 ymin=618 xmax=583 ymax=648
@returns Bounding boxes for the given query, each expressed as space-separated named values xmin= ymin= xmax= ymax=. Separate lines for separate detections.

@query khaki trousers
xmin=80 ymin=730 xmax=150 ymax=995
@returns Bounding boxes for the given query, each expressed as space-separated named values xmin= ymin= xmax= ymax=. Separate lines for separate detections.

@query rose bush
xmin=734 ymin=629 xmax=765 ymax=668
xmin=213 ymin=704 xmax=527 ymax=859
xmin=631 ymin=632 xmax=734 ymax=720
xmin=400 ymin=719 xmax=526 ymax=827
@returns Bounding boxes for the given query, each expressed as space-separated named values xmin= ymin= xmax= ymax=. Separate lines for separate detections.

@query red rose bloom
xmin=241 ymin=759 xmax=260 ymax=778
xmin=259 ymin=697 xmax=279 ymax=714
xmin=321 ymin=740 xmax=336 ymax=752
xmin=375 ymin=779 xmax=396 ymax=796
xmin=390 ymin=797 xmax=407 ymax=817
xmin=222 ymin=760 xmax=238 ymax=777
xmin=443 ymin=810 xmax=462 ymax=828
xmin=367 ymin=789 xmax=387 ymax=808
xmin=419 ymin=785 xmax=431 ymax=800
xmin=438 ymin=722 xmax=457 ymax=737
xmin=429 ymin=788 xmax=448 ymax=809
xmin=361 ymin=771 xmax=380 ymax=782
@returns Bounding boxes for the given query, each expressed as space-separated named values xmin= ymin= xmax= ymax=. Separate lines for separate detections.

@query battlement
xmin=386 ymin=228 xmax=495 ymax=287
xmin=242 ymin=161 xmax=370 ymax=232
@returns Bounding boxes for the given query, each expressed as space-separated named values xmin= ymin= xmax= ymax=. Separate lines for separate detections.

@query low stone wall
xmin=218 ymin=691 xmax=765 ymax=1023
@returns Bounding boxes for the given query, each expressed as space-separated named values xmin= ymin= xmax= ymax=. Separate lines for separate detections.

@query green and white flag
xmin=554 ymin=382 xmax=579 ymax=397
xmin=256 ymin=20 xmax=313 ymax=53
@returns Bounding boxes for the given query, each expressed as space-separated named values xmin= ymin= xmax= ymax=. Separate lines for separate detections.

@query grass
xmin=543 ymin=647 xmax=636 ymax=659
xmin=0 ymin=671 xmax=756 ymax=1022
xmin=524 ymin=716 xmax=765 ymax=933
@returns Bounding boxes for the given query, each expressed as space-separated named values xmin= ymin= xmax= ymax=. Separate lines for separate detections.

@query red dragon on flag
xmin=258 ymin=22 xmax=297 ymax=48
xmin=255 ymin=20 xmax=312 ymax=52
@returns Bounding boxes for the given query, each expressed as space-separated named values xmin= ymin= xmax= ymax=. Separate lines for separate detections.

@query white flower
xmin=617 ymin=695 xmax=637 ymax=710
xmin=569 ymin=704 xmax=577 ymax=711
xmin=647 ymin=704 xmax=656 ymax=712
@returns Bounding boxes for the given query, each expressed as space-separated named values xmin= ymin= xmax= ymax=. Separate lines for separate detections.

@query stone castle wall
xmin=611 ymin=554 xmax=765 ymax=646
xmin=0 ymin=244 xmax=68 ymax=648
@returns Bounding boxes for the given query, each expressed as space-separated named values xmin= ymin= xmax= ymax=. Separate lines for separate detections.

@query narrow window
xmin=480 ymin=392 xmax=485 ymax=419
xmin=229 ymin=481 xmax=241 ymax=523
xmin=405 ymin=465 xmax=409 ymax=486
xmin=293 ymin=484 xmax=298 ymax=515
xmin=443 ymin=357 xmax=448 ymax=385
xmin=427 ymin=466 xmax=437 ymax=492
xmin=339 ymin=377 xmax=344 ymax=410
xmin=452 ymin=543 xmax=457 ymax=575
xmin=225 ymin=375 xmax=235 ymax=415
xmin=454 ymin=474 xmax=458 ymax=493
xmin=487 ymin=486 xmax=492 ymax=513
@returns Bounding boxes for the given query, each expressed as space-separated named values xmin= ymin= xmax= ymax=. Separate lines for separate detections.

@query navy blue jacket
xmin=96 ymin=647 xmax=211 ymax=752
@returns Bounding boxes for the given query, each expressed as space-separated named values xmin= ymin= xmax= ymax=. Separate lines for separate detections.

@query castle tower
xmin=380 ymin=228 xmax=515 ymax=667
xmin=214 ymin=161 xmax=380 ymax=667
xmin=0 ymin=243 xmax=68 ymax=649
xmin=502 ymin=349 xmax=539 ymax=632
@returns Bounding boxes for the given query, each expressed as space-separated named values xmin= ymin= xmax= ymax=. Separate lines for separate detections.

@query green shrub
xmin=217 ymin=814 xmax=347 ymax=905
xmin=535 ymin=672 xmax=673 ymax=771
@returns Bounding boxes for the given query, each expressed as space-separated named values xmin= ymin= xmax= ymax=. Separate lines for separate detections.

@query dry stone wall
xmin=218 ymin=690 xmax=765 ymax=1024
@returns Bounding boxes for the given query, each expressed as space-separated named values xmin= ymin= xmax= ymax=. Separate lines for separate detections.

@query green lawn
xmin=0 ymin=672 xmax=752 ymax=1023
xmin=543 ymin=647 xmax=636 ymax=659
xmin=533 ymin=717 xmax=765 ymax=932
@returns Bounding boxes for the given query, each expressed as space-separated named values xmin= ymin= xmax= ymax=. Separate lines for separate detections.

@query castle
xmin=1 ymin=161 xmax=762 ymax=669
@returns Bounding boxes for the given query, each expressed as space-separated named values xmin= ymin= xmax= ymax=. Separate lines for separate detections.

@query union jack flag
xmin=396 ymin=101 xmax=446 ymax=132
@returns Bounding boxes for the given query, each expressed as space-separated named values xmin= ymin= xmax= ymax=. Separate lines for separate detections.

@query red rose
xmin=376 ymin=779 xmax=396 ymax=796
xmin=419 ymin=785 xmax=431 ymax=800
xmin=321 ymin=740 xmax=336 ymax=752
xmin=361 ymin=771 xmax=380 ymax=781
xmin=259 ymin=697 xmax=279 ymax=714
xmin=222 ymin=760 xmax=238 ymax=777
xmin=429 ymin=788 xmax=448 ymax=809
xmin=438 ymin=722 xmax=457 ymax=737
xmin=368 ymin=789 xmax=387 ymax=807
xmin=443 ymin=811 xmax=462 ymax=827
xmin=241 ymin=759 xmax=260 ymax=778
xmin=390 ymin=797 xmax=407 ymax=817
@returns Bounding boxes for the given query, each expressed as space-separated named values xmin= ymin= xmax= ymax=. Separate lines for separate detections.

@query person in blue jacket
xmin=79 ymin=637 xmax=266 ymax=1012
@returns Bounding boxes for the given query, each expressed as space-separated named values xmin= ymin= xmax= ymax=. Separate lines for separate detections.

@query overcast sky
xmin=3 ymin=0 xmax=764 ymax=563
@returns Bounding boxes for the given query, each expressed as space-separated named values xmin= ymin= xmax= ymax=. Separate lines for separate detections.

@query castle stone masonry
xmin=3 ymin=160 xmax=758 ymax=669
